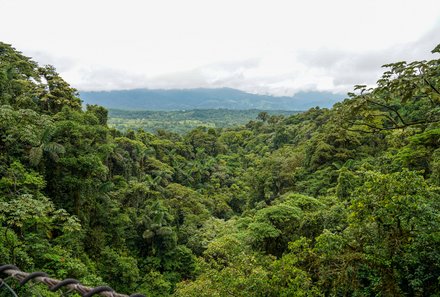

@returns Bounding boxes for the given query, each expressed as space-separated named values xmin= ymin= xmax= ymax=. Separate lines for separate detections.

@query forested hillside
xmin=1 ymin=41 xmax=440 ymax=296
xmin=80 ymin=88 xmax=343 ymax=111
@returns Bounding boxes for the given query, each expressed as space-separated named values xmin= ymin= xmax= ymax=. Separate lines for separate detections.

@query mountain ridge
xmin=79 ymin=87 xmax=344 ymax=111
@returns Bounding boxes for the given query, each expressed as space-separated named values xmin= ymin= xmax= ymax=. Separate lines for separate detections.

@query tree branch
xmin=424 ymin=78 xmax=440 ymax=95
xmin=364 ymin=98 xmax=407 ymax=126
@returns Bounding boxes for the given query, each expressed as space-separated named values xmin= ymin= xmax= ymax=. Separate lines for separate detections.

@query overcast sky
xmin=1 ymin=0 xmax=440 ymax=95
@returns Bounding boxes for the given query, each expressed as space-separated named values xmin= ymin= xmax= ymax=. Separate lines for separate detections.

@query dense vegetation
xmin=1 ymin=41 xmax=440 ymax=296
xmin=108 ymin=109 xmax=299 ymax=134
xmin=80 ymin=88 xmax=342 ymax=110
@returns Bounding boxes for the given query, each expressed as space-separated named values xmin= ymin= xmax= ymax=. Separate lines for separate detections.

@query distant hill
xmin=79 ymin=88 xmax=344 ymax=111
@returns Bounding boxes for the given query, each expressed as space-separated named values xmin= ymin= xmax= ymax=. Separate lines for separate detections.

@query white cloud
xmin=1 ymin=0 xmax=440 ymax=95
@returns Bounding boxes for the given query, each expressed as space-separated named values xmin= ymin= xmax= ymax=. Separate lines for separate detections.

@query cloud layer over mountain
xmin=2 ymin=0 xmax=439 ymax=95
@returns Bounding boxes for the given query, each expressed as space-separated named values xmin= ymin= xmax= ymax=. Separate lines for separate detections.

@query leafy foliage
xmin=1 ymin=41 xmax=440 ymax=296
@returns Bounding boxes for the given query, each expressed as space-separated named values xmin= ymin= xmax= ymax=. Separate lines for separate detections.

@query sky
xmin=1 ymin=0 xmax=440 ymax=96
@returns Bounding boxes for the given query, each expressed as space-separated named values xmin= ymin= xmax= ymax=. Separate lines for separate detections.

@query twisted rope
xmin=0 ymin=265 xmax=145 ymax=297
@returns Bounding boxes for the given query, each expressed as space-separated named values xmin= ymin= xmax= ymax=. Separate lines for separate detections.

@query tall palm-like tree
xmin=28 ymin=126 xmax=65 ymax=166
